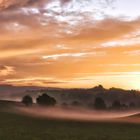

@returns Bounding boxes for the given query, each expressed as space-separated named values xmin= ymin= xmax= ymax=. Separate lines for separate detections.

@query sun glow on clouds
xmin=42 ymin=53 xmax=87 ymax=60
xmin=0 ymin=0 xmax=140 ymax=89
xmin=42 ymin=52 xmax=106 ymax=60
xmin=0 ymin=65 xmax=15 ymax=76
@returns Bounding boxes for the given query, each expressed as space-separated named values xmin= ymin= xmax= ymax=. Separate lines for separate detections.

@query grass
xmin=0 ymin=109 xmax=140 ymax=140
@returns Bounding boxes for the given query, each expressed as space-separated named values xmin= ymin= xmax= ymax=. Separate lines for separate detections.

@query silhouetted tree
xmin=112 ymin=100 xmax=121 ymax=109
xmin=36 ymin=93 xmax=56 ymax=106
xmin=121 ymin=104 xmax=127 ymax=109
xmin=94 ymin=97 xmax=106 ymax=109
xmin=22 ymin=95 xmax=33 ymax=106
xmin=93 ymin=85 xmax=105 ymax=93
xmin=71 ymin=101 xmax=81 ymax=107
xmin=129 ymin=102 xmax=136 ymax=108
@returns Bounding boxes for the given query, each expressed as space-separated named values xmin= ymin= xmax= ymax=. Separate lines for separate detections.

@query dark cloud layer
xmin=0 ymin=0 xmax=42 ymax=10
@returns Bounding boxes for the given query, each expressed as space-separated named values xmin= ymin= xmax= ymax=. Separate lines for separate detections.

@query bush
xmin=36 ymin=93 xmax=56 ymax=106
xmin=94 ymin=97 xmax=106 ymax=110
xmin=71 ymin=101 xmax=81 ymax=107
xmin=129 ymin=102 xmax=136 ymax=108
xmin=112 ymin=100 xmax=121 ymax=109
xmin=22 ymin=95 xmax=33 ymax=106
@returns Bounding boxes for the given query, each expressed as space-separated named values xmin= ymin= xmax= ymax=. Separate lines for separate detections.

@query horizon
xmin=0 ymin=0 xmax=140 ymax=90
xmin=0 ymin=83 xmax=139 ymax=91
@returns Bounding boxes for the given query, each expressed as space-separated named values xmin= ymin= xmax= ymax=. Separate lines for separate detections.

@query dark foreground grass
xmin=0 ymin=110 xmax=140 ymax=140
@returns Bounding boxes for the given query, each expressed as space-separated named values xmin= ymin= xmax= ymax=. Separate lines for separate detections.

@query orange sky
xmin=0 ymin=0 xmax=140 ymax=89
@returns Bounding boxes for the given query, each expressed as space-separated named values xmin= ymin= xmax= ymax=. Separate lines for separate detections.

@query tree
xmin=112 ymin=100 xmax=121 ymax=109
xmin=94 ymin=97 xmax=106 ymax=110
xmin=71 ymin=101 xmax=81 ymax=107
xmin=22 ymin=95 xmax=33 ymax=106
xmin=129 ymin=102 xmax=136 ymax=108
xmin=93 ymin=85 xmax=105 ymax=93
xmin=36 ymin=93 xmax=56 ymax=106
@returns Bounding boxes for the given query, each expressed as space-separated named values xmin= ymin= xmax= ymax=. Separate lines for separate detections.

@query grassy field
xmin=0 ymin=109 xmax=140 ymax=140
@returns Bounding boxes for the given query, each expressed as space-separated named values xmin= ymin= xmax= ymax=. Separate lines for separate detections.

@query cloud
xmin=42 ymin=52 xmax=106 ymax=60
xmin=75 ymin=72 xmax=140 ymax=78
xmin=0 ymin=0 xmax=139 ymax=46
xmin=0 ymin=65 xmax=15 ymax=76
xmin=0 ymin=0 xmax=140 ymax=89
xmin=1 ymin=77 xmax=68 ymax=86
xmin=0 ymin=0 xmax=126 ymax=34
xmin=124 ymin=50 xmax=140 ymax=56
xmin=0 ymin=0 xmax=37 ymax=10
xmin=101 ymin=38 xmax=140 ymax=48
xmin=101 ymin=28 xmax=140 ymax=48
xmin=42 ymin=52 xmax=90 ymax=60
xmin=98 ymin=64 xmax=140 ymax=67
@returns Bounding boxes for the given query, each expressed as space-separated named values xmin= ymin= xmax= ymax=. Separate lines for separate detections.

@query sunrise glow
xmin=0 ymin=0 xmax=140 ymax=90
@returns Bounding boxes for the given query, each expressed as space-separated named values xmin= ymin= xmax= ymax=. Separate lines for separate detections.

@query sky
xmin=0 ymin=0 xmax=140 ymax=89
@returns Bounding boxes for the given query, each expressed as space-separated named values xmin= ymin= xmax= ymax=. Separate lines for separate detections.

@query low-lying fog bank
xmin=12 ymin=106 xmax=140 ymax=123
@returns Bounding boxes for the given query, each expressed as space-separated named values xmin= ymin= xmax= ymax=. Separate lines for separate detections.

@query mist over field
xmin=12 ymin=106 xmax=140 ymax=123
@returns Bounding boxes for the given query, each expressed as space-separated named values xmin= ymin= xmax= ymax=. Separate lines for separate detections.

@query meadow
xmin=0 ymin=107 xmax=140 ymax=140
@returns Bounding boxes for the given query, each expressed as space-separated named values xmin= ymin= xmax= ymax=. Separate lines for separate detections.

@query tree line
xmin=22 ymin=92 xmax=138 ymax=110
xmin=22 ymin=93 xmax=56 ymax=107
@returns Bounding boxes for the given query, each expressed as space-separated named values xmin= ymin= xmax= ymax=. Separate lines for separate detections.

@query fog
xmin=14 ymin=106 xmax=140 ymax=123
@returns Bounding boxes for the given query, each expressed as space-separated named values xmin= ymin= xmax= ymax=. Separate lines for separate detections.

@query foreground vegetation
xmin=0 ymin=108 xmax=140 ymax=140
